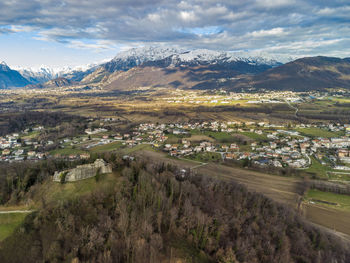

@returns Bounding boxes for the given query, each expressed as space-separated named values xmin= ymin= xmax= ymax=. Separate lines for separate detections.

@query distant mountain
xmin=23 ymin=65 xmax=98 ymax=82
xmin=27 ymin=77 xmax=75 ymax=89
xmin=17 ymin=67 xmax=59 ymax=84
xmin=0 ymin=62 xmax=29 ymax=89
xmin=81 ymin=47 xmax=282 ymax=90
xmin=232 ymin=56 xmax=350 ymax=91
xmin=102 ymin=46 xmax=281 ymax=72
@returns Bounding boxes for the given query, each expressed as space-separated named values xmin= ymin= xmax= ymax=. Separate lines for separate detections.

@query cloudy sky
xmin=1 ymin=0 xmax=350 ymax=68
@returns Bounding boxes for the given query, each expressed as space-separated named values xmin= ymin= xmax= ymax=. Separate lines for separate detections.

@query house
xmin=80 ymin=153 xmax=91 ymax=159
xmin=27 ymin=151 xmax=36 ymax=157
xmin=2 ymin=149 xmax=10 ymax=156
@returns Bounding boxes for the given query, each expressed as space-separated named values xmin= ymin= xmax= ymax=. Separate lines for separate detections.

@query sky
xmin=1 ymin=0 xmax=350 ymax=69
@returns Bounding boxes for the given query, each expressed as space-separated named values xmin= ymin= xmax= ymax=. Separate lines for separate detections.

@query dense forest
xmin=0 ymin=157 xmax=349 ymax=263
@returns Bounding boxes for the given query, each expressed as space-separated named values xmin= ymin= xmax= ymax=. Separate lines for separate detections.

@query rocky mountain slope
xmin=0 ymin=62 xmax=29 ymax=89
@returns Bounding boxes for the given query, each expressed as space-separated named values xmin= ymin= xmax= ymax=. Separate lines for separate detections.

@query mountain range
xmin=2 ymin=47 xmax=350 ymax=91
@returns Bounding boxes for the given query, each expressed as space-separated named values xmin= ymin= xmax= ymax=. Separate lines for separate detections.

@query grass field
xmin=304 ymin=156 xmax=350 ymax=180
xmin=204 ymin=131 xmax=238 ymax=143
xmin=305 ymin=189 xmax=350 ymax=212
xmin=304 ymin=156 xmax=330 ymax=178
xmin=296 ymin=127 xmax=344 ymax=138
xmin=187 ymin=152 xmax=222 ymax=163
xmin=21 ymin=131 xmax=40 ymax=140
xmin=122 ymin=143 xmax=154 ymax=154
xmin=32 ymin=172 xmax=120 ymax=205
xmin=50 ymin=147 xmax=88 ymax=156
xmin=239 ymin=131 xmax=268 ymax=141
xmin=0 ymin=212 xmax=30 ymax=241
xmin=89 ymin=141 xmax=123 ymax=153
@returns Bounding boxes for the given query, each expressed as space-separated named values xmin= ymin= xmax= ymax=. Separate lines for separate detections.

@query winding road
xmin=285 ymin=99 xmax=299 ymax=117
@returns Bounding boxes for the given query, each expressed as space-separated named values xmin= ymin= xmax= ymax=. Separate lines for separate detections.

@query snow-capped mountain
xmin=103 ymin=46 xmax=184 ymax=72
xmin=102 ymin=46 xmax=282 ymax=73
xmin=15 ymin=63 xmax=100 ymax=84
xmin=0 ymin=61 xmax=29 ymax=89
xmin=167 ymin=49 xmax=282 ymax=67
xmin=16 ymin=67 xmax=59 ymax=84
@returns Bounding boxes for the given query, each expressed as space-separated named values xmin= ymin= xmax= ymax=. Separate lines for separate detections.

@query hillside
xmin=82 ymin=47 xmax=280 ymax=90
xmin=233 ymin=56 xmax=350 ymax=91
xmin=0 ymin=157 xmax=349 ymax=262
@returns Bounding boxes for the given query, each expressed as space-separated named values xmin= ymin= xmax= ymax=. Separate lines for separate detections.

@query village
xmin=1 ymin=118 xmax=350 ymax=175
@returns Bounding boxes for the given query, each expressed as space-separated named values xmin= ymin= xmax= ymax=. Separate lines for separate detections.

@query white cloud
xmin=0 ymin=0 xmax=349 ymax=59
xmin=179 ymin=11 xmax=197 ymax=22
xmin=67 ymin=40 xmax=117 ymax=51
xmin=248 ymin=27 xmax=286 ymax=37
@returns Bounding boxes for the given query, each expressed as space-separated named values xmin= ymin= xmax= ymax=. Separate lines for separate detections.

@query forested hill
xmin=0 ymin=157 xmax=349 ymax=262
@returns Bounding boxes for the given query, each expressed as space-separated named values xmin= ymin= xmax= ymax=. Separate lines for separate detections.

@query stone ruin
xmin=53 ymin=159 xmax=112 ymax=182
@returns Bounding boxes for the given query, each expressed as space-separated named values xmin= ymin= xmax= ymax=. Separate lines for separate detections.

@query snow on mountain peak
xmin=112 ymin=46 xmax=185 ymax=64
xmin=111 ymin=46 xmax=283 ymax=67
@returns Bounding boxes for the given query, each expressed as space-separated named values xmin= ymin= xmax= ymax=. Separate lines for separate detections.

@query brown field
xmin=303 ymin=203 xmax=350 ymax=238
xmin=184 ymin=135 xmax=215 ymax=142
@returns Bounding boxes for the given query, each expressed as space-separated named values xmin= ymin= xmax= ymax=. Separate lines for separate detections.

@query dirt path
xmin=0 ymin=210 xmax=33 ymax=214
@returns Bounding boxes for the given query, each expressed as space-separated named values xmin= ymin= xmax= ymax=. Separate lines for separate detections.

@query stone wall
xmin=53 ymin=159 xmax=112 ymax=182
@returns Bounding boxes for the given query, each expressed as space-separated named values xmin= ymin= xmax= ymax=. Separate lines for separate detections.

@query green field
xmin=0 ymin=213 xmax=30 ymax=241
xmin=304 ymin=156 xmax=329 ymax=178
xmin=305 ymin=189 xmax=350 ymax=211
xmin=239 ymin=131 xmax=268 ymax=141
xmin=204 ymin=131 xmax=238 ymax=143
xmin=89 ymin=141 xmax=123 ymax=153
xmin=304 ymin=156 xmax=350 ymax=180
xmin=187 ymin=152 xmax=222 ymax=163
xmin=21 ymin=131 xmax=40 ymax=139
xmin=296 ymin=127 xmax=343 ymax=138
xmin=50 ymin=147 xmax=88 ymax=156
xmin=33 ymin=172 xmax=120 ymax=204
xmin=122 ymin=143 xmax=154 ymax=154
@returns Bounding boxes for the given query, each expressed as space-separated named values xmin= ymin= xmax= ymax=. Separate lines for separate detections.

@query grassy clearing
xmin=305 ymin=189 xmax=350 ymax=211
xmin=239 ymin=132 xmax=267 ymax=141
xmin=165 ymin=134 xmax=184 ymax=144
xmin=122 ymin=144 xmax=154 ymax=154
xmin=304 ymin=156 xmax=350 ymax=180
xmin=0 ymin=213 xmax=30 ymax=241
xmin=304 ymin=156 xmax=330 ymax=178
xmin=187 ymin=152 xmax=222 ymax=163
xmin=327 ymin=172 xmax=350 ymax=181
xmin=169 ymin=238 xmax=213 ymax=263
xmin=50 ymin=147 xmax=87 ymax=156
xmin=32 ymin=172 xmax=120 ymax=205
xmin=89 ymin=141 xmax=122 ymax=153
xmin=204 ymin=131 xmax=237 ymax=143
xmin=21 ymin=131 xmax=40 ymax=139
xmin=296 ymin=127 xmax=343 ymax=138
